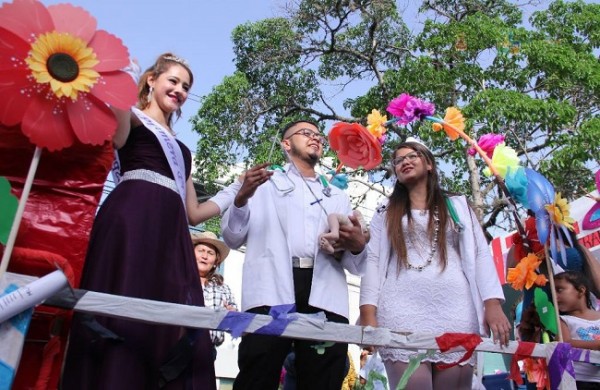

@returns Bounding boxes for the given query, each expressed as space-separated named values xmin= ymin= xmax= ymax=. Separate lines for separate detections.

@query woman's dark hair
xmin=555 ymin=270 xmax=594 ymax=309
xmin=386 ymin=141 xmax=450 ymax=271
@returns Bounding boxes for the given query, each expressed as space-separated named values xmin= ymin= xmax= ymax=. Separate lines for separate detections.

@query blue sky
xmin=36 ymin=0 xmax=432 ymax=152
xmin=40 ymin=0 xmax=282 ymax=150
xmin=38 ymin=0 xmax=599 ymax=155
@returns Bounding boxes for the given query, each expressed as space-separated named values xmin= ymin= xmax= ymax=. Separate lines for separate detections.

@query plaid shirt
xmin=203 ymin=279 xmax=237 ymax=346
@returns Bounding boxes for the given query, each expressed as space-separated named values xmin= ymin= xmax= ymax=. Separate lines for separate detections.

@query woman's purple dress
xmin=62 ymin=125 xmax=216 ymax=389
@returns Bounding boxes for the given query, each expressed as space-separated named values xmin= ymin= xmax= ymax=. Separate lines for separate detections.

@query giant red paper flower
xmin=0 ymin=0 xmax=137 ymax=151
xmin=329 ymin=122 xmax=382 ymax=170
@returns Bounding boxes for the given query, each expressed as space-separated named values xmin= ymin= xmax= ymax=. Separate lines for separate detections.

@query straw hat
xmin=191 ymin=231 xmax=230 ymax=264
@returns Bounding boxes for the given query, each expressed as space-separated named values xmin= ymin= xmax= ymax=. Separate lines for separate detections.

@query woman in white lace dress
xmin=359 ymin=140 xmax=510 ymax=390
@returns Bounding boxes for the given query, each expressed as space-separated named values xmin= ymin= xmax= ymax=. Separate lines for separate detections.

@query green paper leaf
xmin=397 ymin=350 xmax=435 ymax=389
xmin=534 ymin=287 xmax=558 ymax=335
xmin=365 ymin=370 xmax=388 ymax=390
xmin=0 ymin=177 xmax=18 ymax=245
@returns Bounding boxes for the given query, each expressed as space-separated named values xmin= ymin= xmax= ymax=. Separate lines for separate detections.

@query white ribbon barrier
xmin=37 ymin=283 xmax=600 ymax=365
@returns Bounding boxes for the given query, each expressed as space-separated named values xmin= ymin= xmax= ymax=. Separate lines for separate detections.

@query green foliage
xmin=201 ymin=215 xmax=223 ymax=237
xmin=191 ymin=0 xmax=600 ymax=232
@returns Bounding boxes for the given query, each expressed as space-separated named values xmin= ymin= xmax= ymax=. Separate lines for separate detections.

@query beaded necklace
xmin=406 ymin=206 xmax=440 ymax=271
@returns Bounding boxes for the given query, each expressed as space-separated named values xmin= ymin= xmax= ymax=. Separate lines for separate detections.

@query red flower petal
xmin=48 ymin=3 xmax=97 ymax=43
xmin=0 ymin=27 xmax=30 ymax=71
xmin=0 ymin=0 xmax=53 ymax=42
xmin=89 ymin=30 xmax=130 ymax=72
xmin=67 ymin=94 xmax=116 ymax=146
xmin=329 ymin=122 xmax=382 ymax=170
xmin=0 ymin=68 xmax=32 ymax=126
xmin=91 ymin=71 xmax=137 ymax=110
xmin=21 ymin=95 xmax=75 ymax=151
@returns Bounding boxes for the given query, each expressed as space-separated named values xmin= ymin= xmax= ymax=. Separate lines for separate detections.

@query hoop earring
xmin=147 ymin=86 xmax=153 ymax=104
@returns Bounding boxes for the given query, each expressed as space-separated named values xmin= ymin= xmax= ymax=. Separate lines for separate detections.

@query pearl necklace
xmin=406 ymin=207 xmax=440 ymax=272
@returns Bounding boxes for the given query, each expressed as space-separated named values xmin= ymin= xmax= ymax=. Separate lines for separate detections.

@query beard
xmin=290 ymin=143 xmax=320 ymax=166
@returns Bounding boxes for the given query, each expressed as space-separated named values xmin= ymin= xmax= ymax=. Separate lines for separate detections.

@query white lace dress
xmin=377 ymin=211 xmax=479 ymax=364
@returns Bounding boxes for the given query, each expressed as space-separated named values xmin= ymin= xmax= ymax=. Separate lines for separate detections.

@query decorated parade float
xmin=0 ymin=0 xmax=136 ymax=387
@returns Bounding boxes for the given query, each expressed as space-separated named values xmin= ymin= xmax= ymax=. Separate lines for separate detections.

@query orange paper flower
xmin=432 ymin=107 xmax=465 ymax=141
xmin=366 ymin=109 xmax=387 ymax=139
xmin=329 ymin=122 xmax=382 ymax=170
xmin=507 ymin=253 xmax=547 ymax=290
xmin=0 ymin=0 xmax=137 ymax=151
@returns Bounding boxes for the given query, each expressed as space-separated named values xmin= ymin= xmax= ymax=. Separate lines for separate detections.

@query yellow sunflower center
xmin=25 ymin=32 xmax=100 ymax=100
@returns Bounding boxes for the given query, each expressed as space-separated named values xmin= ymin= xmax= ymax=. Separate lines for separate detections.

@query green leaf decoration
xmin=0 ymin=177 xmax=18 ymax=245
xmin=365 ymin=370 xmax=388 ymax=390
xmin=534 ymin=287 xmax=558 ymax=335
xmin=396 ymin=350 xmax=435 ymax=389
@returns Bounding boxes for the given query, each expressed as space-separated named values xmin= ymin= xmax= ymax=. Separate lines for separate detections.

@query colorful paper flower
xmin=366 ymin=109 xmax=387 ymax=140
xmin=483 ymin=143 xmax=520 ymax=178
xmin=523 ymin=357 xmax=549 ymax=390
xmin=468 ymin=133 xmax=505 ymax=158
xmin=0 ymin=177 xmax=18 ymax=245
xmin=0 ymin=0 xmax=137 ymax=151
xmin=545 ymin=193 xmax=575 ymax=231
xmin=505 ymin=166 xmax=529 ymax=209
xmin=507 ymin=253 xmax=547 ymax=290
xmin=512 ymin=216 xmax=545 ymax=261
xmin=328 ymin=122 xmax=382 ymax=170
xmin=386 ymin=93 xmax=435 ymax=125
xmin=432 ymin=107 xmax=464 ymax=141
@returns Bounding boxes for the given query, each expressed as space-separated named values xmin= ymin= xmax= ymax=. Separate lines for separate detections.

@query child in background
xmin=555 ymin=271 xmax=600 ymax=389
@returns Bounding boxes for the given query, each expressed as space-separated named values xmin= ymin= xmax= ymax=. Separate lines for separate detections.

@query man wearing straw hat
xmin=221 ymin=119 xmax=367 ymax=390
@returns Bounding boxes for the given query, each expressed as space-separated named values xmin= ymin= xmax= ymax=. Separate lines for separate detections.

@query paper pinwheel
xmin=582 ymin=170 xmax=600 ymax=230
xmin=524 ymin=168 xmax=575 ymax=267
xmin=0 ymin=0 xmax=137 ymax=151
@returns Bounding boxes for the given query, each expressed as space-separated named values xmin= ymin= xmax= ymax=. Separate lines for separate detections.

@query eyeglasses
xmin=286 ymin=128 xmax=327 ymax=145
xmin=391 ymin=151 xmax=421 ymax=167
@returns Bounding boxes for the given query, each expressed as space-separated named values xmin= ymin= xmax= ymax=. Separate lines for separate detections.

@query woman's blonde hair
xmin=137 ymin=53 xmax=193 ymax=127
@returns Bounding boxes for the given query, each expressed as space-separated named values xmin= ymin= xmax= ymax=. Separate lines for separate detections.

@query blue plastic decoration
xmin=525 ymin=168 xmax=555 ymax=245
xmin=505 ymin=166 xmax=529 ymax=208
